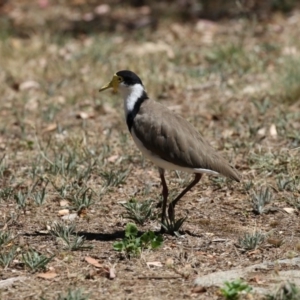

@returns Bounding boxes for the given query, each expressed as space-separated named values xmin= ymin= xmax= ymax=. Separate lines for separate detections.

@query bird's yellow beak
xmin=99 ymin=74 xmax=119 ymax=93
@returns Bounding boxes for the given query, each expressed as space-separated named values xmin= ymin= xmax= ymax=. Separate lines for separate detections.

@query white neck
xmin=118 ymin=83 xmax=145 ymax=117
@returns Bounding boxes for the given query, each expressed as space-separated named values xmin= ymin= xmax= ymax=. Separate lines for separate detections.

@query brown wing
xmin=132 ymin=99 xmax=241 ymax=182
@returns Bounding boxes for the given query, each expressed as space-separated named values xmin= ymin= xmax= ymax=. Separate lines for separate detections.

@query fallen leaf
xmin=85 ymin=256 xmax=103 ymax=268
xmin=62 ymin=213 xmax=77 ymax=221
xmin=109 ymin=267 xmax=116 ymax=279
xmin=37 ymin=271 xmax=57 ymax=279
xmin=249 ymin=276 xmax=265 ymax=284
xmin=147 ymin=261 xmax=163 ymax=268
xmin=57 ymin=209 xmax=69 ymax=216
xmin=77 ymin=207 xmax=88 ymax=218
xmin=283 ymin=207 xmax=295 ymax=214
xmin=269 ymin=124 xmax=277 ymax=138
xmin=76 ymin=112 xmax=89 ymax=119
xmin=257 ymin=127 xmax=266 ymax=136
xmin=43 ymin=123 xmax=57 ymax=133
xmin=94 ymin=4 xmax=110 ymax=15
xmin=267 ymin=238 xmax=283 ymax=247
xmin=107 ymin=155 xmax=119 ymax=163
xmin=19 ymin=80 xmax=40 ymax=90
xmin=59 ymin=200 xmax=69 ymax=207
xmin=248 ymin=249 xmax=260 ymax=256
xmin=192 ymin=286 xmax=207 ymax=293
xmin=165 ymin=258 xmax=174 ymax=266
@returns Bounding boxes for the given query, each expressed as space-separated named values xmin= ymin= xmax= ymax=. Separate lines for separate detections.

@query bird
xmin=99 ymin=70 xmax=241 ymax=231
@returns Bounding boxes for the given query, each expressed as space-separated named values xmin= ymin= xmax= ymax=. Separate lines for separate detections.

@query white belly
xmin=131 ymin=129 xmax=220 ymax=176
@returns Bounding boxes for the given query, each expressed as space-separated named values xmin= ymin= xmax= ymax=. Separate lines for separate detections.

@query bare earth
xmin=0 ymin=2 xmax=300 ymax=299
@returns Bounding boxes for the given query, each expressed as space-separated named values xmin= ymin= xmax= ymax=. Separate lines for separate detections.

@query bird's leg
xmin=158 ymin=168 xmax=168 ymax=230
xmin=168 ymin=173 xmax=202 ymax=219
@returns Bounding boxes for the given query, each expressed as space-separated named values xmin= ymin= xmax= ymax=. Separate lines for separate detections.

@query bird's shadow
xmin=77 ymin=230 xmax=125 ymax=241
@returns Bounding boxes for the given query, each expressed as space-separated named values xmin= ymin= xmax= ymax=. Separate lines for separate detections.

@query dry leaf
xmin=257 ymin=127 xmax=266 ymax=136
xmin=37 ymin=271 xmax=57 ymax=279
xmin=147 ymin=261 xmax=163 ymax=268
xmin=77 ymin=207 xmax=88 ymax=218
xmin=76 ymin=112 xmax=89 ymax=119
xmin=57 ymin=209 xmax=69 ymax=216
xmin=94 ymin=4 xmax=110 ymax=15
xmin=19 ymin=80 xmax=40 ymax=90
xmin=283 ymin=207 xmax=295 ymax=214
xmin=59 ymin=200 xmax=69 ymax=207
xmin=269 ymin=124 xmax=277 ymax=138
xmin=85 ymin=256 xmax=103 ymax=268
xmin=62 ymin=213 xmax=77 ymax=221
xmin=249 ymin=276 xmax=264 ymax=284
xmin=107 ymin=155 xmax=119 ymax=163
xmin=109 ymin=267 xmax=116 ymax=279
xmin=43 ymin=123 xmax=57 ymax=133
xmin=165 ymin=258 xmax=174 ymax=266
xmin=192 ymin=286 xmax=207 ymax=293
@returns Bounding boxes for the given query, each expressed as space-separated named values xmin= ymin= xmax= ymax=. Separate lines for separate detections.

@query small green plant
xmin=266 ymin=281 xmax=300 ymax=300
xmin=32 ymin=186 xmax=48 ymax=206
xmin=113 ymin=223 xmax=163 ymax=257
xmin=238 ymin=231 xmax=265 ymax=251
xmin=287 ymin=196 xmax=300 ymax=210
xmin=220 ymin=279 xmax=252 ymax=300
xmin=69 ymin=187 xmax=94 ymax=211
xmin=161 ymin=216 xmax=187 ymax=237
xmin=277 ymin=176 xmax=294 ymax=192
xmin=0 ymin=247 xmax=17 ymax=268
xmin=50 ymin=222 xmax=91 ymax=251
xmin=14 ymin=190 xmax=28 ymax=210
xmin=57 ymin=288 xmax=89 ymax=300
xmin=100 ymin=169 xmax=129 ymax=187
xmin=121 ymin=199 xmax=153 ymax=225
xmin=0 ymin=186 xmax=14 ymax=200
xmin=0 ymin=230 xmax=13 ymax=247
xmin=252 ymin=186 xmax=273 ymax=214
xmin=244 ymin=180 xmax=254 ymax=192
xmin=22 ymin=249 xmax=54 ymax=272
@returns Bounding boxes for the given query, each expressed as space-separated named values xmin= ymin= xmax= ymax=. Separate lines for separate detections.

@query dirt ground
xmin=0 ymin=2 xmax=300 ymax=299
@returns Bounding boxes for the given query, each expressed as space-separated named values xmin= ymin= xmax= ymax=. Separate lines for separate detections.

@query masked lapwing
xmin=99 ymin=70 xmax=241 ymax=231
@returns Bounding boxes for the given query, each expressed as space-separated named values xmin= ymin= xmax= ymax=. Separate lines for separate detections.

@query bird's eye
xmin=118 ymin=77 xmax=122 ymax=82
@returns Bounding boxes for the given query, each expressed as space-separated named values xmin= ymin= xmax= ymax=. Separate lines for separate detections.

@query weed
xmin=22 ymin=249 xmax=54 ymax=272
xmin=277 ymin=176 xmax=294 ymax=192
xmin=252 ymin=186 xmax=273 ymax=214
xmin=113 ymin=223 xmax=163 ymax=257
xmin=57 ymin=288 xmax=89 ymax=300
xmin=220 ymin=279 xmax=252 ymax=300
xmin=0 ymin=186 xmax=14 ymax=200
xmin=161 ymin=216 xmax=187 ymax=237
xmin=100 ymin=169 xmax=129 ymax=187
xmin=50 ymin=222 xmax=92 ymax=251
xmin=238 ymin=231 xmax=265 ymax=251
xmin=69 ymin=187 xmax=94 ymax=211
xmin=0 ymin=154 xmax=7 ymax=178
xmin=0 ymin=230 xmax=13 ymax=247
xmin=244 ymin=180 xmax=254 ymax=192
xmin=46 ymin=152 xmax=78 ymax=178
xmin=121 ymin=198 xmax=153 ymax=225
xmin=287 ymin=196 xmax=300 ymax=210
xmin=14 ymin=190 xmax=28 ymax=210
xmin=0 ymin=247 xmax=17 ymax=268
xmin=32 ymin=186 xmax=48 ymax=206
xmin=266 ymin=281 xmax=300 ymax=300
xmin=252 ymin=97 xmax=271 ymax=115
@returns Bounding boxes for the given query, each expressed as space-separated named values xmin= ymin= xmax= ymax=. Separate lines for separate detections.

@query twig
xmin=137 ymin=275 xmax=182 ymax=280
